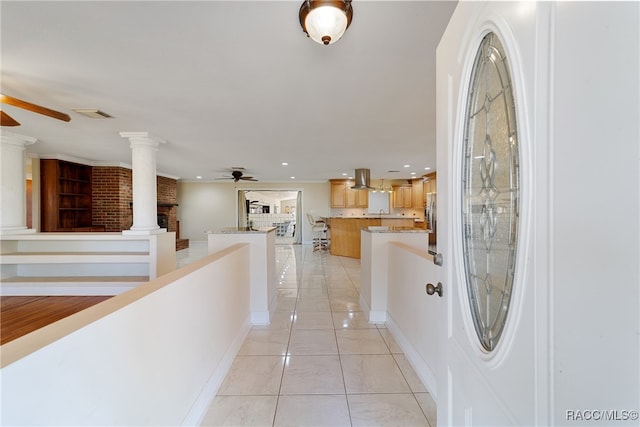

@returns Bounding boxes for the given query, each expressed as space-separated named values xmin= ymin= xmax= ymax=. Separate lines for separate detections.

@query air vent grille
xmin=72 ymin=109 xmax=113 ymax=119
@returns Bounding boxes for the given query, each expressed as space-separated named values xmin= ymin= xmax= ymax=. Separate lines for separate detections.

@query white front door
xmin=436 ymin=3 xmax=552 ymax=425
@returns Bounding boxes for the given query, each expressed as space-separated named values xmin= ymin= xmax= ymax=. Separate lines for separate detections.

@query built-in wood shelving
xmin=41 ymin=159 xmax=93 ymax=231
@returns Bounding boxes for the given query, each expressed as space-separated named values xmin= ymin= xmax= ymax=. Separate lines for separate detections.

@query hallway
xmin=198 ymin=244 xmax=437 ymax=426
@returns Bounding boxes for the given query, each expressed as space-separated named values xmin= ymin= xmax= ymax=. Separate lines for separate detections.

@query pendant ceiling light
xmin=299 ymin=0 xmax=353 ymax=46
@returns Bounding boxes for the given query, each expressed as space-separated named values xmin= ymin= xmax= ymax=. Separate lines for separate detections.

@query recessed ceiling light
xmin=342 ymin=172 xmax=348 ymax=176
xmin=282 ymin=162 xmax=288 ymax=166
xmin=424 ymin=167 xmax=431 ymax=170
xmin=72 ymin=109 xmax=113 ymax=118
xmin=410 ymin=172 xmax=416 ymax=175
xmin=290 ymin=176 xmax=296 ymax=180
xmin=196 ymin=175 xmax=202 ymax=179
xmin=404 ymin=164 xmax=410 ymax=168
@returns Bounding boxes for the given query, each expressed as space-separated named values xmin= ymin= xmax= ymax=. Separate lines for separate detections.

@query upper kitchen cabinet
xmin=392 ymin=176 xmax=432 ymax=209
xmin=412 ymin=178 xmax=425 ymax=208
xmin=330 ymin=179 xmax=368 ymax=208
xmin=392 ymin=185 xmax=413 ymax=208
xmin=41 ymin=159 xmax=93 ymax=231
xmin=423 ymin=172 xmax=437 ymax=197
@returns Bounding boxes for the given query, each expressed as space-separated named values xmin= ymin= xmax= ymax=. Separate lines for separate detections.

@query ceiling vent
xmin=72 ymin=109 xmax=113 ymax=118
xmin=351 ymin=168 xmax=373 ymax=189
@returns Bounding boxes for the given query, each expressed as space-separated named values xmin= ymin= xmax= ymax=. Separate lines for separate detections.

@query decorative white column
xmin=1 ymin=132 xmax=37 ymax=235
xmin=119 ymin=132 xmax=166 ymax=235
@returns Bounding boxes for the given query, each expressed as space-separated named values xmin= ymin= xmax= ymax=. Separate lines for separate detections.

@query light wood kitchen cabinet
xmin=330 ymin=179 xmax=368 ymax=208
xmin=380 ymin=218 xmax=415 ymax=228
xmin=349 ymin=185 xmax=369 ymax=208
xmin=331 ymin=181 xmax=347 ymax=208
xmin=328 ymin=217 xmax=380 ymax=258
xmin=392 ymin=186 xmax=413 ymax=208
xmin=422 ymin=172 xmax=437 ymax=199
xmin=329 ymin=217 xmax=418 ymax=258
xmin=412 ymin=178 xmax=424 ymax=208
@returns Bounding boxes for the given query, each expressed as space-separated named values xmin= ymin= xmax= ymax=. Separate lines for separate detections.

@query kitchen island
xmin=327 ymin=217 xmax=422 ymax=258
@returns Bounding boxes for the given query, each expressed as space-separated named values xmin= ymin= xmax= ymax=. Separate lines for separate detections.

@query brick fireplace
xmin=92 ymin=166 xmax=188 ymax=250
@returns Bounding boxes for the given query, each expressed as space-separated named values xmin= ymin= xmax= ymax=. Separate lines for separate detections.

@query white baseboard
xmin=368 ymin=310 xmax=387 ymax=323
xmin=386 ymin=314 xmax=438 ymax=399
xmin=251 ymin=310 xmax=271 ymax=325
xmin=360 ymin=294 xmax=387 ymax=323
xmin=181 ymin=316 xmax=252 ymax=426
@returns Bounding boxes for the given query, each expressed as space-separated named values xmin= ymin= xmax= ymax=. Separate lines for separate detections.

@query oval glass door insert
xmin=461 ymin=32 xmax=520 ymax=352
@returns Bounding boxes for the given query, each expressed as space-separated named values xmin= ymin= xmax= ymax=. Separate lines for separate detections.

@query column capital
xmin=119 ymin=131 xmax=166 ymax=148
xmin=1 ymin=131 xmax=37 ymax=148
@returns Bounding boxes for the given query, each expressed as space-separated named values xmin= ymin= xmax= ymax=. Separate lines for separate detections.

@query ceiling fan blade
xmin=1 ymin=94 xmax=71 ymax=122
xmin=0 ymin=110 xmax=20 ymax=126
xmin=242 ymin=178 xmax=258 ymax=181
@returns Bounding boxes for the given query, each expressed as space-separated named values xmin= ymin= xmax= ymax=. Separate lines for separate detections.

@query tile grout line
xmin=324 ymin=252 xmax=355 ymax=427
xmin=271 ymin=248 xmax=299 ymax=427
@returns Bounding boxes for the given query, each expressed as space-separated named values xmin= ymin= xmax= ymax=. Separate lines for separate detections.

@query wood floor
xmin=1 ymin=296 xmax=111 ymax=345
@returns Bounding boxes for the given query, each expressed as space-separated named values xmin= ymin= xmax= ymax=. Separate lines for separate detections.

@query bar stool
xmin=307 ymin=213 xmax=329 ymax=252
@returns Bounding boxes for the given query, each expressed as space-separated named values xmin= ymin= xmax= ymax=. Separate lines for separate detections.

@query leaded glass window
xmin=461 ymin=32 xmax=520 ymax=352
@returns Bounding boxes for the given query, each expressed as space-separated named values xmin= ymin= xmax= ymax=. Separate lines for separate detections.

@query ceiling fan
xmin=216 ymin=169 xmax=258 ymax=182
xmin=0 ymin=93 xmax=71 ymax=126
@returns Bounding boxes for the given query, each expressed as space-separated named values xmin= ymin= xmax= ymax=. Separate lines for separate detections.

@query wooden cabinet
xmin=412 ymin=178 xmax=424 ymax=208
xmin=393 ymin=179 xmax=426 ymax=209
xmin=330 ymin=180 xmax=368 ymax=208
xmin=423 ymin=172 xmax=437 ymax=198
xmin=328 ymin=217 xmax=381 ymax=258
xmin=348 ymin=185 xmax=369 ymax=208
xmin=392 ymin=186 xmax=413 ymax=208
xmin=380 ymin=218 xmax=415 ymax=228
xmin=41 ymin=159 xmax=93 ymax=231
xmin=331 ymin=181 xmax=347 ymax=207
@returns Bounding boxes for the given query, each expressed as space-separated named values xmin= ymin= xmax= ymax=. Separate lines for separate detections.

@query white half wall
xmin=360 ymin=230 xmax=429 ymax=322
xmin=386 ymin=242 xmax=440 ymax=398
xmin=208 ymin=230 xmax=276 ymax=325
xmin=1 ymin=243 xmax=252 ymax=427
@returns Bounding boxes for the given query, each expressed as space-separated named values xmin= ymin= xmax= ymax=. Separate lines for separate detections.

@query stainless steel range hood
xmin=351 ymin=168 xmax=373 ymax=189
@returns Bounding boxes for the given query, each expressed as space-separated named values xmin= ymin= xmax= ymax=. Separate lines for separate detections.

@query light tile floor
xmin=179 ymin=243 xmax=437 ymax=427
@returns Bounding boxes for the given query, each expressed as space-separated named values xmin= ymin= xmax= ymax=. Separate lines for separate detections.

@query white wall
xmin=1 ymin=244 xmax=252 ymax=426
xmin=360 ymin=230 xmax=429 ymax=322
xmin=208 ymin=230 xmax=276 ymax=325
xmin=552 ymin=2 xmax=639 ymax=424
xmin=385 ymin=242 xmax=439 ymax=397
xmin=177 ymin=181 xmax=329 ymax=243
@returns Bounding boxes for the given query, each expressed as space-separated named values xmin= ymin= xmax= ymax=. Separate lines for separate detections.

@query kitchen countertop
xmin=206 ymin=227 xmax=276 ymax=234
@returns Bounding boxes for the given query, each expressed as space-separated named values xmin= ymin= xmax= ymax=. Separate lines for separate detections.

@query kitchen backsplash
xmin=330 ymin=207 xmax=424 ymax=218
